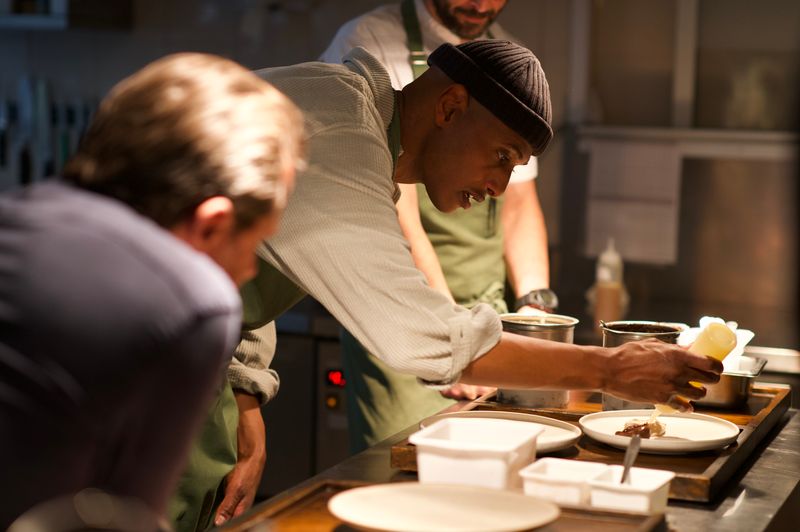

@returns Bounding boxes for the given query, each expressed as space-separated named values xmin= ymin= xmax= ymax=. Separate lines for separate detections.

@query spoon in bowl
xmin=620 ymin=434 xmax=641 ymax=484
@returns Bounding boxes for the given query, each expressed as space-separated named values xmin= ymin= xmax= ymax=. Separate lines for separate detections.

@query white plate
xmin=328 ymin=482 xmax=560 ymax=532
xmin=579 ymin=410 xmax=740 ymax=454
xmin=420 ymin=410 xmax=581 ymax=454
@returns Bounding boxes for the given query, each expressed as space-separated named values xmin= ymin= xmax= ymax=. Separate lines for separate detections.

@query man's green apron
xmin=341 ymin=0 xmax=507 ymax=454
xmin=169 ymin=260 xmax=307 ymax=532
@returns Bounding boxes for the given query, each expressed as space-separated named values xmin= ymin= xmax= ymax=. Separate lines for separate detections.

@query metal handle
xmin=620 ymin=434 xmax=641 ymax=484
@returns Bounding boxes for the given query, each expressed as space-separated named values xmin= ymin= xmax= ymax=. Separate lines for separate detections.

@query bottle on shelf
xmin=592 ymin=238 xmax=624 ymax=333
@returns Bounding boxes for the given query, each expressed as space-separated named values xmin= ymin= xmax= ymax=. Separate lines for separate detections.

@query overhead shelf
xmin=0 ymin=0 xmax=131 ymax=30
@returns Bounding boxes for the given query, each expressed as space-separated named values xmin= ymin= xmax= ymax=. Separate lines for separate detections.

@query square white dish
xmin=519 ymin=458 xmax=609 ymax=506
xmin=409 ymin=417 xmax=543 ymax=490
xmin=588 ymin=465 xmax=675 ymax=514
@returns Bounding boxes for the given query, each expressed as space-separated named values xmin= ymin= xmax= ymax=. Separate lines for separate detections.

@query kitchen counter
xmin=223 ymin=405 xmax=799 ymax=532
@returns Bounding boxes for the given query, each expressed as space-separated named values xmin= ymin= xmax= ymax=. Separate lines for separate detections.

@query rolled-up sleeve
xmin=250 ymin=52 xmax=503 ymax=388
xmin=228 ymin=321 xmax=280 ymax=404
xmin=255 ymin=124 xmax=502 ymax=386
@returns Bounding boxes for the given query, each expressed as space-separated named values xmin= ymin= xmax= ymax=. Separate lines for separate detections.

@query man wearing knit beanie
xmin=223 ymin=43 xmax=722 ymax=499
xmin=321 ymin=3 xmax=556 ymax=456
xmin=428 ymin=40 xmax=553 ymax=156
xmin=394 ymin=39 xmax=549 ymax=211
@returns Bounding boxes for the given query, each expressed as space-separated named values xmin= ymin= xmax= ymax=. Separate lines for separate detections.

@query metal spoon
xmin=620 ymin=434 xmax=641 ymax=484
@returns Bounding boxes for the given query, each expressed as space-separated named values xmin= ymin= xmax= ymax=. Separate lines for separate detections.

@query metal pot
xmin=500 ymin=313 xmax=578 ymax=343
xmin=497 ymin=313 xmax=579 ymax=408
xmin=600 ymin=320 xmax=687 ymax=410
xmin=600 ymin=320 xmax=686 ymax=347
xmin=695 ymin=357 xmax=767 ymax=408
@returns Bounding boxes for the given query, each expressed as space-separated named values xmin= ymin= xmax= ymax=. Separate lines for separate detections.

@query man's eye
xmin=497 ymin=151 xmax=510 ymax=162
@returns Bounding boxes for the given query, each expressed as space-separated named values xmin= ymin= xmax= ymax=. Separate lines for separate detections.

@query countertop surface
xmin=226 ymin=405 xmax=799 ymax=532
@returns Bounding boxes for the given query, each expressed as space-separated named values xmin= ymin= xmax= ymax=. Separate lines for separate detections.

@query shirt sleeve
xmin=256 ymin=121 xmax=502 ymax=387
xmin=228 ymin=321 xmax=280 ymax=405
xmin=320 ymin=17 xmax=385 ymax=64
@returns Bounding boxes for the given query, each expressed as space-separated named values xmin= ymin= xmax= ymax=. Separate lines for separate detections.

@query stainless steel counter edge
xmin=746 ymin=346 xmax=800 ymax=375
xmin=221 ymin=410 xmax=799 ymax=532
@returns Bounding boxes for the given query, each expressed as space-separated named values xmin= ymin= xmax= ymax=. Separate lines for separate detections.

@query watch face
xmin=521 ymin=289 xmax=558 ymax=311
xmin=533 ymin=289 xmax=558 ymax=309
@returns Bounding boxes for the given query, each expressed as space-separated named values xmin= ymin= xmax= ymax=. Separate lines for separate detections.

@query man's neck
xmin=394 ymin=89 xmax=424 ymax=185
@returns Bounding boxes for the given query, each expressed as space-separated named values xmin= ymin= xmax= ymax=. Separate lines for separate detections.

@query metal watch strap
xmin=515 ymin=289 xmax=557 ymax=313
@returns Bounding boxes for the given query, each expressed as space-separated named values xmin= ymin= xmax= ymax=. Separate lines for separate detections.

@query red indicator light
xmin=326 ymin=369 xmax=346 ymax=387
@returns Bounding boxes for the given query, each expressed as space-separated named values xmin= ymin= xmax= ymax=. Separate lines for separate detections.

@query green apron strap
xmin=416 ymin=183 xmax=507 ymax=311
xmin=401 ymin=0 xmax=428 ymax=79
xmin=400 ymin=0 xmax=505 ymax=311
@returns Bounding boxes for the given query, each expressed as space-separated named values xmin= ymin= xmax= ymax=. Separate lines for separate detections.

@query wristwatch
xmin=514 ymin=288 xmax=559 ymax=313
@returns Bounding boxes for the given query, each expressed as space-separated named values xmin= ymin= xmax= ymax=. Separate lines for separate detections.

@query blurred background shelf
xmin=0 ymin=0 xmax=131 ymax=30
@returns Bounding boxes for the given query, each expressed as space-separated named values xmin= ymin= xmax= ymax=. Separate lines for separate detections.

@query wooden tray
xmin=222 ymin=479 xmax=665 ymax=531
xmin=391 ymin=383 xmax=791 ymax=503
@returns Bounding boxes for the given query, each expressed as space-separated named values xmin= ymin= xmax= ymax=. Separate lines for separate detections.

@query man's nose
xmin=486 ymin=173 xmax=510 ymax=197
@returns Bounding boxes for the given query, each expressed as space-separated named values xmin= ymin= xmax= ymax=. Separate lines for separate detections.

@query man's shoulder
xmin=341 ymin=3 xmax=403 ymax=36
xmin=256 ymin=49 xmax=394 ymax=133
xmin=319 ymin=3 xmax=406 ymax=63
xmin=7 ymin=182 xmax=239 ymax=318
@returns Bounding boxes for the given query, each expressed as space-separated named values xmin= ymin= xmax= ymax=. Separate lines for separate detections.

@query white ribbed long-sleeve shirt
xmin=237 ymin=48 xmax=502 ymax=395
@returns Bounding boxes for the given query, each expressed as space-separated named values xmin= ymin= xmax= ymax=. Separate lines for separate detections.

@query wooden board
xmin=390 ymin=384 xmax=791 ymax=503
xmin=222 ymin=479 xmax=665 ymax=532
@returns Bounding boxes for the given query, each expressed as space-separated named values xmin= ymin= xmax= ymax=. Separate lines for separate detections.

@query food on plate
xmin=615 ymin=419 xmax=666 ymax=439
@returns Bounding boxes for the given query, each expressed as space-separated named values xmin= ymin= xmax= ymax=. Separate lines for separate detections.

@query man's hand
xmin=439 ymin=383 xmax=495 ymax=401
xmin=603 ymin=339 xmax=723 ymax=411
xmin=214 ymin=393 xmax=266 ymax=527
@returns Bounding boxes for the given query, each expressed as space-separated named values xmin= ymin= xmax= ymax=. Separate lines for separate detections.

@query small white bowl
xmin=588 ymin=465 xmax=675 ymax=514
xmin=519 ymin=458 xmax=609 ymax=506
xmin=409 ymin=418 xmax=543 ymax=491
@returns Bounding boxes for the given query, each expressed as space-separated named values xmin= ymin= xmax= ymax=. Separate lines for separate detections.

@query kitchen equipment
xmin=419 ymin=410 xmax=581 ymax=454
xmin=230 ymin=478 xmax=665 ymax=531
xmin=620 ymin=435 xmax=641 ymax=484
xmin=592 ymin=238 xmax=625 ymax=332
xmin=408 ymin=417 xmax=542 ymax=490
xmin=390 ymin=383 xmax=790 ymax=502
xmin=519 ymin=458 xmax=608 ymax=506
xmin=695 ymin=356 xmax=767 ymax=408
xmin=497 ymin=313 xmax=579 ymax=408
xmin=601 ymin=320 xmax=685 ymax=346
xmin=327 ymin=483 xmax=560 ymax=532
xmin=579 ymin=410 xmax=740 ymax=454
xmin=588 ymin=465 xmax=675 ymax=514
xmin=600 ymin=320 xmax=686 ymax=410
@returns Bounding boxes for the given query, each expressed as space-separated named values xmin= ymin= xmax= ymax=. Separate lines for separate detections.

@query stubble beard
xmin=431 ymin=0 xmax=500 ymax=40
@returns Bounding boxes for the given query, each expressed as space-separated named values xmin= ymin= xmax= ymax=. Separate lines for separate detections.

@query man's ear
xmin=434 ymin=84 xmax=469 ymax=127
xmin=171 ymin=196 xmax=236 ymax=254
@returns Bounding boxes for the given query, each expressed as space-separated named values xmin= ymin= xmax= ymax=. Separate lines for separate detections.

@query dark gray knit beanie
xmin=427 ymin=40 xmax=553 ymax=156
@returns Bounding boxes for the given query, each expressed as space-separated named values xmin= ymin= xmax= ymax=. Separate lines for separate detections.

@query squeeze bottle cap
xmin=596 ymin=238 xmax=623 ymax=283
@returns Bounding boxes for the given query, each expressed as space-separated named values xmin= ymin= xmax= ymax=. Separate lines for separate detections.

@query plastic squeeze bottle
xmin=653 ymin=322 xmax=737 ymax=415
xmin=593 ymin=238 xmax=624 ymax=333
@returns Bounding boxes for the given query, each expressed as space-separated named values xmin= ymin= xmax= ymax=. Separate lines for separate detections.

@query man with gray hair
xmin=0 ymin=52 xmax=303 ymax=529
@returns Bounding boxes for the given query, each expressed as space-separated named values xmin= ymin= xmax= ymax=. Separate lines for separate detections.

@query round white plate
xmin=579 ymin=410 xmax=740 ymax=454
xmin=419 ymin=411 xmax=581 ymax=454
xmin=328 ymin=482 xmax=560 ymax=532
